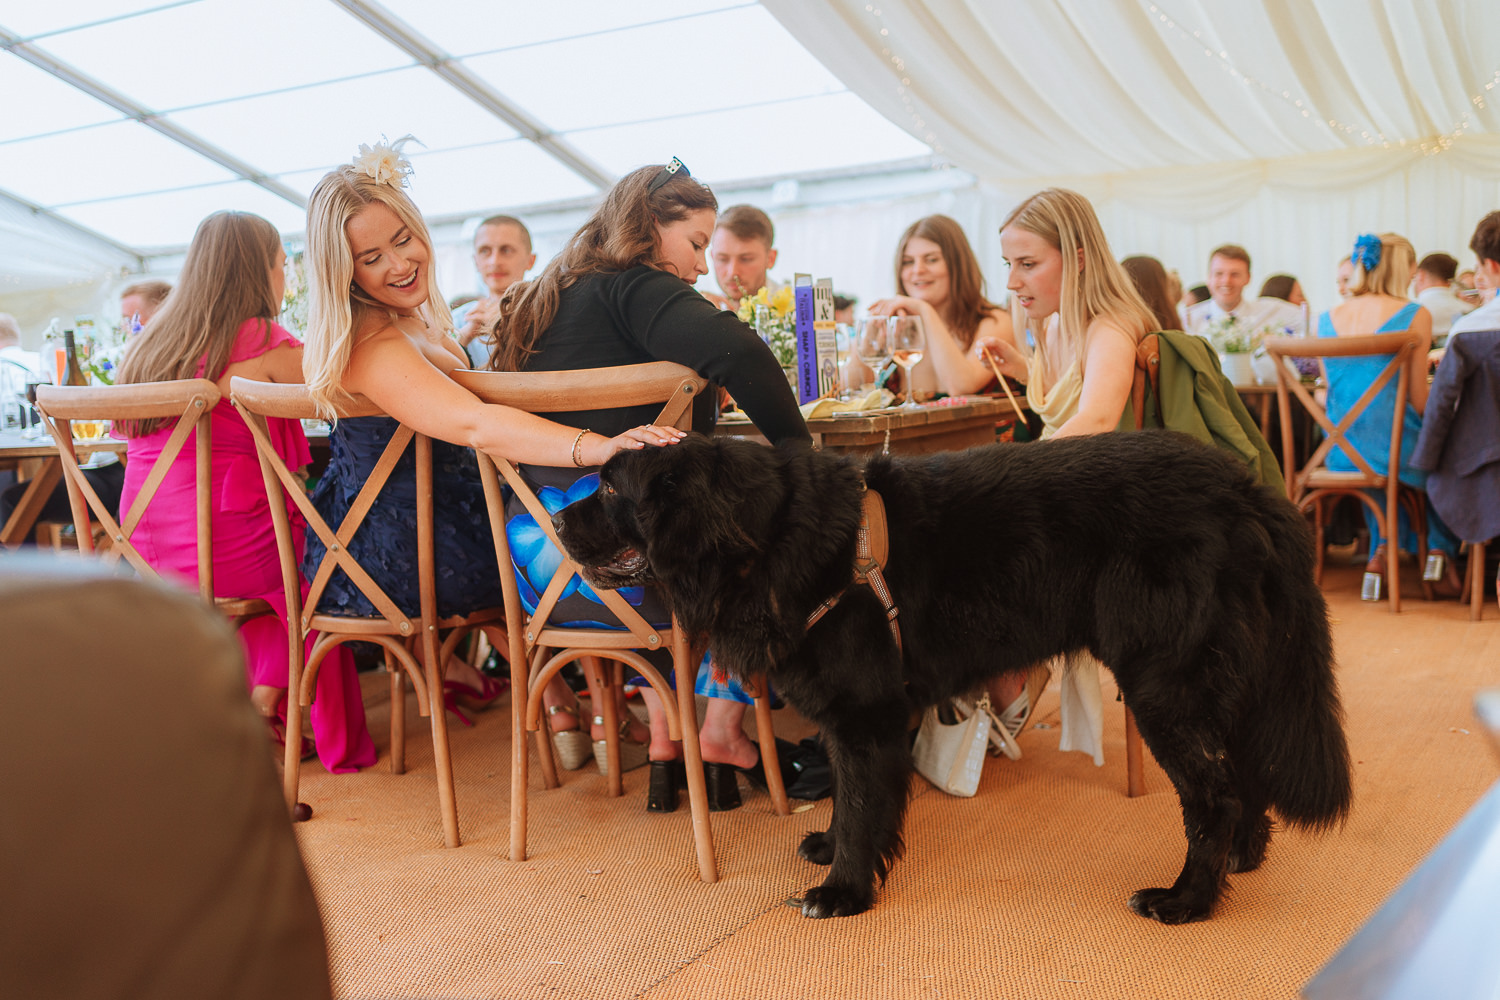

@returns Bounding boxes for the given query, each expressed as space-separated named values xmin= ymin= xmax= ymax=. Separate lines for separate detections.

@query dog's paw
xmin=1127 ymin=888 xmax=1213 ymax=925
xmin=792 ymin=884 xmax=873 ymax=919
xmin=797 ymin=830 xmax=835 ymax=866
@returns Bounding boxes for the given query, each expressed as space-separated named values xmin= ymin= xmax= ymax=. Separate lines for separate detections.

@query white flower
xmin=352 ymin=135 xmax=419 ymax=187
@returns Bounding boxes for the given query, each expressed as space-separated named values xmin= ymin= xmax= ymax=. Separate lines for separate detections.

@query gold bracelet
xmin=571 ymin=427 xmax=590 ymax=467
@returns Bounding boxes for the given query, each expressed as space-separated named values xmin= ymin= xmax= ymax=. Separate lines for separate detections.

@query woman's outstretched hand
xmin=581 ymin=425 xmax=687 ymax=466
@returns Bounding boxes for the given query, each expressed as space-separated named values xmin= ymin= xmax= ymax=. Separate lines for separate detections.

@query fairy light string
xmin=1146 ymin=3 xmax=1496 ymax=156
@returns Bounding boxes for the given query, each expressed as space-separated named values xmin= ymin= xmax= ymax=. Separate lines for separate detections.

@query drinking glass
xmin=21 ymin=380 xmax=46 ymax=439
xmin=889 ymin=315 xmax=927 ymax=408
xmin=854 ymin=317 xmax=892 ymax=392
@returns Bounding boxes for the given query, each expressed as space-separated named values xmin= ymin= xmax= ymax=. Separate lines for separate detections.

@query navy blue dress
xmin=303 ymin=415 xmax=504 ymax=619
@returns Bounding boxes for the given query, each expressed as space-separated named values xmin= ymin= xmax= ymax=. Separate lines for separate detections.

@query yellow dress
xmin=1025 ymin=352 xmax=1084 ymax=439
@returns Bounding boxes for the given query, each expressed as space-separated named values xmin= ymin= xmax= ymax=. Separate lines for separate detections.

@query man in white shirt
xmin=1186 ymin=244 xmax=1305 ymax=339
xmin=1448 ymin=211 xmax=1500 ymax=339
xmin=1412 ymin=253 xmax=1473 ymax=346
xmin=709 ymin=204 xmax=780 ymax=312
xmin=456 ymin=215 xmax=536 ymax=367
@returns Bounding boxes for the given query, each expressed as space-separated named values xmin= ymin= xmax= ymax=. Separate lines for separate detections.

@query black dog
xmin=555 ymin=431 xmax=1352 ymax=923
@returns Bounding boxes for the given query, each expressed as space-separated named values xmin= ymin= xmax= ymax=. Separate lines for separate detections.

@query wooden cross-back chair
xmin=1115 ymin=333 xmax=1163 ymax=798
xmin=1263 ymin=331 xmax=1430 ymax=612
xmin=452 ymin=361 xmax=788 ymax=883
xmin=34 ymin=379 xmax=276 ymax=629
xmin=230 ymin=378 xmax=507 ymax=848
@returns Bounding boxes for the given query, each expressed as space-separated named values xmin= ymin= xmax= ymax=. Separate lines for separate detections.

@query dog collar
xmin=805 ymin=485 xmax=902 ymax=653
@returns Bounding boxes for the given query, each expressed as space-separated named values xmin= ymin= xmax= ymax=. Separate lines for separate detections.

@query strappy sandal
xmin=592 ymin=714 xmax=649 ymax=776
xmin=547 ymin=703 xmax=592 ymax=771
xmin=267 ymin=717 xmax=316 ymax=762
xmin=952 ymin=694 xmax=1021 ymax=761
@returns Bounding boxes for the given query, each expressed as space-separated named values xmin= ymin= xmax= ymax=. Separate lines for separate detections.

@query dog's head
xmin=554 ymin=433 xmax=789 ymax=597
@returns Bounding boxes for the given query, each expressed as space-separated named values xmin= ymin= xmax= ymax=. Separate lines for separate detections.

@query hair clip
xmin=1351 ymin=233 xmax=1382 ymax=273
xmin=648 ymin=157 xmax=689 ymax=193
xmin=352 ymin=135 xmax=420 ymax=188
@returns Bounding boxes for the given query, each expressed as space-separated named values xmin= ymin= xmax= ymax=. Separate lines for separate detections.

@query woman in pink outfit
xmin=115 ymin=210 xmax=375 ymax=773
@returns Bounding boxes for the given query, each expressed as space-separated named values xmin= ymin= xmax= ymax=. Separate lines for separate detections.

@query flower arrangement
xmin=82 ymin=315 xmax=140 ymax=384
xmin=1203 ymin=314 xmax=1254 ymax=354
xmin=735 ymin=285 xmax=798 ymax=367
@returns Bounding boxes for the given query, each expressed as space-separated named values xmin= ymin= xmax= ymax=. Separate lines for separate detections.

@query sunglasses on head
xmin=648 ymin=157 xmax=689 ymax=193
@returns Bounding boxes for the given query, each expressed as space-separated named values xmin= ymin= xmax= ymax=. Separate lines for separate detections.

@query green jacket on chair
xmin=1120 ymin=330 xmax=1285 ymax=495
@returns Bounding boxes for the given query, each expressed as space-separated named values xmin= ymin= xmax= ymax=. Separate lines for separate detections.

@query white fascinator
xmin=351 ymin=134 xmax=421 ymax=187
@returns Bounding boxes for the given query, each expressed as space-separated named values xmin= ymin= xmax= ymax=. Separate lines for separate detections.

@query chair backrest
xmin=1263 ymin=331 xmax=1419 ymax=503
xmin=35 ymin=379 xmax=219 ymax=600
xmin=228 ymin=377 xmax=433 ymax=640
xmin=450 ymin=362 xmax=707 ymax=654
xmin=1130 ymin=333 xmax=1162 ymax=430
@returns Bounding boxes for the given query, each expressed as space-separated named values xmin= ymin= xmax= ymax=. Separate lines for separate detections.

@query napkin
xmin=798 ymin=389 xmax=894 ymax=420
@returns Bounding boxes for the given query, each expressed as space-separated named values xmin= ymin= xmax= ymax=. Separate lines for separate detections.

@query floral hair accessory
xmin=1351 ymin=233 xmax=1382 ymax=272
xmin=352 ymin=135 xmax=420 ymax=187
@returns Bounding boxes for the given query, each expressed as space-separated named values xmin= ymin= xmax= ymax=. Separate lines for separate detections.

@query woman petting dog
xmin=487 ymin=158 xmax=812 ymax=813
xmin=299 ymin=139 xmax=684 ymax=731
xmin=975 ymin=188 xmax=1160 ymax=752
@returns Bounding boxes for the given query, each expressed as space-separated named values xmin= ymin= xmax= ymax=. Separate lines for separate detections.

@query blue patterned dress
xmin=303 ymin=416 xmax=505 ymax=618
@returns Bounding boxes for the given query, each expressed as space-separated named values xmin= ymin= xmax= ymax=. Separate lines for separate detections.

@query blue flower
xmin=1352 ymin=233 xmax=1383 ymax=273
xmin=505 ymin=473 xmax=643 ymax=616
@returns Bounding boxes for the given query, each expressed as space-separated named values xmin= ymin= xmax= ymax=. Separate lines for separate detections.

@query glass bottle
xmin=63 ymin=329 xmax=89 ymax=386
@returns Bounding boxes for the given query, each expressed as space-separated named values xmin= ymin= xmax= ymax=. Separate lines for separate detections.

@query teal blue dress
xmin=1319 ymin=303 xmax=1456 ymax=556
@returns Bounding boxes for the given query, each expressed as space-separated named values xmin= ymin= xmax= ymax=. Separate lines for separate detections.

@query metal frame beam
xmin=0 ymin=26 xmax=308 ymax=209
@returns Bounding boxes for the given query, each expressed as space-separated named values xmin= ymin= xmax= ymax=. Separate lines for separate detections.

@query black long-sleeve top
xmin=521 ymin=266 xmax=811 ymax=449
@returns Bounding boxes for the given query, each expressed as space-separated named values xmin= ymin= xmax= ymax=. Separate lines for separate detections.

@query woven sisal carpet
xmin=294 ymin=563 xmax=1499 ymax=1000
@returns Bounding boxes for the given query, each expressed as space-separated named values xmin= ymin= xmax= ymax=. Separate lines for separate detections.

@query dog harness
xmin=804 ymin=485 xmax=902 ymax=653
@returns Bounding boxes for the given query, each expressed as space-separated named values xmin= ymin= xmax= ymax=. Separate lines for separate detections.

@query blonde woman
xmin=979 ymin=188 xmax=1155 ymax=439
xmin=300 ymin=139 xmax=683 ymax=725
xmin=975 ymin=188 xmax=1157 ymax=749
xmin=115 ymin=210 xmax=374 ymax=771
xmin=1319 ymin=232 xmax=1459 ymax=594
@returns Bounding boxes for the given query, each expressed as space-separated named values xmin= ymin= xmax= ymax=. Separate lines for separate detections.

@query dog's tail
xmin=1243 ymin=498 xmax=1354 ymax=832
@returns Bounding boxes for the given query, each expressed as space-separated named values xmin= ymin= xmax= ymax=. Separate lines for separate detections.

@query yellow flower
xmin=771 ymin=285 xmax=794 ymax=316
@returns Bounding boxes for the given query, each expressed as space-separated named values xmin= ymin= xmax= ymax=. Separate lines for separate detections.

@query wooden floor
xmin=292 ymin=562 xmax=1499 ymax=1000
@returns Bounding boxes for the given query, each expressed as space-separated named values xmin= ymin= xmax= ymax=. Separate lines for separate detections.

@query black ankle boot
xmin=647 ymin=760 xmax=685 ymax=813
xmin=704 ymin=762 xmax=743 ymax=811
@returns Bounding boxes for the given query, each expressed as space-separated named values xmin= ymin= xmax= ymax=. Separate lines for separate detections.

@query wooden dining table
xmin=0 ymin=431 xmax=127 ymax=547
xmin=715 ymin=395 xmax=1023 ymax=456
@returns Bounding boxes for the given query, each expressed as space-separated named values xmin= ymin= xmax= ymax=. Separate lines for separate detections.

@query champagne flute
xmin=854 ymin=317 xmax=892 ymax=393
xmin=889 ymin=315 xmax=927 ymax=409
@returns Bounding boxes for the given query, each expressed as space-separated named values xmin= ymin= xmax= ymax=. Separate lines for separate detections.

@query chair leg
xmin=533 ymin=648 xmax=561 ymax=791
xmin=509 ymin=635 xmax=529 ymax=863
xmin=388 ymin=649 xmax=406 ymax=775
xmin=674 ymin=635 xmax=717 ymax=883
xmin=1472 ymin=541 xmax=1487 ymax=622
xmin=751 ymin=692 xmax=789 ymax=815
xmin=423 ymin=642 xmax=461 ymax=848
xmin=593 ymin=658 xmax=624 ymax=798
xmin=1124 ymin=705 xmax=1145 ymax=797
xmin=1312 ymin=498 xmax=1326 ymax=586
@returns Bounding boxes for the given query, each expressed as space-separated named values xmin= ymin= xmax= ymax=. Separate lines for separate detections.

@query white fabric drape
xmin=762 ymin=0 xmax=1500 ymax=315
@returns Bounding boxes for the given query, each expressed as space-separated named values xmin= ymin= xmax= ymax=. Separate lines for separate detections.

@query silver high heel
xmin=592 ymin=714 xmax=649 ymax=776
xmin=547 ymin=704 xmax=592 ymax=771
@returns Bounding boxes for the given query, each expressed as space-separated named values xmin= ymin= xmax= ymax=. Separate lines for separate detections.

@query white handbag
xmin=913 ymin=694 xmax=1002 ymax=797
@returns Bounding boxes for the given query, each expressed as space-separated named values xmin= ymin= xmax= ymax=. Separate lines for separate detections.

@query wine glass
xmin=889 ymin=315 xmax=927 ymax=409
xmin=854 ymin=317 xmax=892 ymax=392
xmin=21 ymin=380 xmax=46 ymax=439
